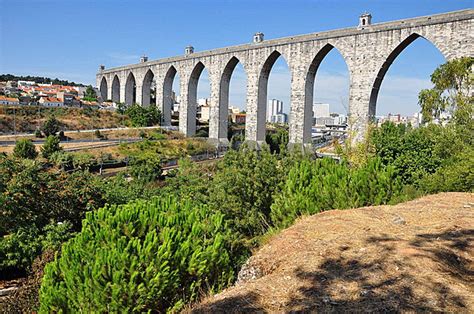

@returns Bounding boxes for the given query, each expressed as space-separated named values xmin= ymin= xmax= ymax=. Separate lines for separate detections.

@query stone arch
xmin=302 ymin=43 xmax=351 ymax=142
xmin=162 ymin=65 xmax=179 ymax=126
xmin=186 ymin=61 xmax=207 ymax=136
xmin=369 ymin=33 xmax=445 ymax=117
xmin=217 ymin=56 xmax=245 ymax=140
xmin=125 ymin=72 xmax=137 ymax=105
xmin=255 ymin=50 xmax=289 ymax=142
xmin=141 ymin=69 xmax=155 ymax=106
xmin=99 ymin=77 xmax=108 ymax=101
xmin=111 ymin=75 xmax=120 ymax=102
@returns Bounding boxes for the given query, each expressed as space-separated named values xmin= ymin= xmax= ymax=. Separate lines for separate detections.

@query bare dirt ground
xmin=192 ymin=193 xmax=474 ymax=313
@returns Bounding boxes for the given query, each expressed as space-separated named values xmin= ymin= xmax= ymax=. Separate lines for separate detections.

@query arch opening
xmin=125 ymin=72 xmax=137 ymax=105
xmin=99 ymin=77 xmax=108 ymax=102
xmin=111 ymin=75 xmax=120 ymax=103
xmin=219 ymin=57 xmax=247 ymax=145
xmin=307 ymin=44 xmax=350 ymax=144
xmin=163 ymin=66 xmax=180 ymax=127
xmin=370 ymin=33 xmax=446 ymax=125
xmin=142 ymin=69 xmax=155 ymax=106
xmin=186 ymin=62 xmax=209 ymax=137
xmin=256 ymin=50 xmax=291 ymax=145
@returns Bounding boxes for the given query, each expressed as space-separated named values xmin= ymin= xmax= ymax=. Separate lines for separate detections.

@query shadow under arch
xmin=99 ymin=77 xmax=107 ymax=101
xmin=369 ymin=33 xmax=446 ymax=117
xmin=125 ymin=72 xmax=136 ymax=105
xmin=255 ymin=50 xmax=289 ymax=142
xmin=141 ymin=69 xmax=155 ymax=106
xmin=111 ymin=75 xmax=120 ymax=103
xmin=162 ymin=65 xmax=179 ymax=126
xmin=303 ymin=43 xmax=350 ymax=143
xmin=217 ymin=56 xmax=246 ymax=141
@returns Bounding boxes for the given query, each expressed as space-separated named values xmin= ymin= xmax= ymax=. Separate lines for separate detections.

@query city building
xmin=267 ymin=99 xmax=288 ymax=124
xmin=313 ymin=103 xmax=330 ymax=118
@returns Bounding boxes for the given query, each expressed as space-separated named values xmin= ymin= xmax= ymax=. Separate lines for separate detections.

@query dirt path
xmin=192 ymin=192 xmax=474 ymax=313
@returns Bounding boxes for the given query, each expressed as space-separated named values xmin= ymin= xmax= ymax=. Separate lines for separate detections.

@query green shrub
xmin=39 ymin=196 xmax=234 ymax=313
xmin=13 ymin=139 xmax=38 ymax=159
xmin=419 ymin=146 xmax=474 ymax=193
xmin=0 ymin=227 xmax=42 ymax=273
xmin=41 ymin=135 xmax=62 ymax=159
xmin=49 ymin=151 xmax=73 ymax=170
xmin=129 ymin=154 xmax=162 ymax=182
xmin=41 ymin=116 xmax=60 ymax=136
xmin=208 ymin=146 xmax=289 ymax=238
xmin=270 ymin=157 xmax=402 ymax=229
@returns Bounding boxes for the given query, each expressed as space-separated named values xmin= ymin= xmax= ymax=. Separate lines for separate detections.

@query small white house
xmin=39 ymin=96 xmax=64 ymax=107
xmin=0 ymin=96 xmax=20 ymax=105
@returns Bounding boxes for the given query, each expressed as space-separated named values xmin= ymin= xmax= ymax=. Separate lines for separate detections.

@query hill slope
xmin=192 ymin=193 xmax=474 ymax=313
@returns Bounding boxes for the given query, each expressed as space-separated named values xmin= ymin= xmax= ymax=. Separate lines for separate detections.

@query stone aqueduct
xmin=97 ymin=9 xmax=473 ymax=146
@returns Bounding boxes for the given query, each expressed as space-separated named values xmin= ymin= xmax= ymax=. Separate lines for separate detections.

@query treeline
xmin=0 ymin=74 xmax=85 ymax=87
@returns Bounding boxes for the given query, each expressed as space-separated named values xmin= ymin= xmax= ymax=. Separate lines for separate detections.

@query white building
xmin=39 ymin=96 xmax=64 ymax=107
xmin=0 ymin=96 xmax=19 ymax=105
xmin=267 ymin=99 xmax=287 ymax=124
xmin=313 ymin=103 xmax=330 ymax=118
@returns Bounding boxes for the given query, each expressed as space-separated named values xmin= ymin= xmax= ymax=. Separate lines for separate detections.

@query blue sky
xmin=1 ymin=0 xmax=471 ymax=115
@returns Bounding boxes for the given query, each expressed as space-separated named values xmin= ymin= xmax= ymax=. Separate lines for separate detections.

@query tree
xmin=13 ymin=139 xmax=38 ymax=159
xmin=41 ymin=136 xmax=62 ymax=159
xmin=41 ymin=116 xmax=60 ymax=136
xmin=125 ymin=103 xmax=161 ymax=127
xmin=418 ymin=57 xmax=473 ymax=127
xmin=83 ymin=85 xmax=97 ymax=102
xmin=39 ymin=196 xmax=234 ymax=313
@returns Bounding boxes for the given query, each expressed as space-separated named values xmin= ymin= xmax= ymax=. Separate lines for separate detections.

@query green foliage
xmin=208 ymin=146 xmax=288 ymax=238
xmin=41 ymin=135 xmax=62 ymax=159
xmin=271 ymin=157 xmax=402 ymax=229
xmin=13 ymin=139 xmax=38 ymax=159
xmin=419 ymin=146 xmax=474 ymax=193
xmin=419 ymin=57 xmax=473 ymax=124
xmin=371 ymin=122 xmax=444 ymax=185
xmin=125 ymin=103 xmax=161 ymax=127
xmin=128 ymin=154 xmax=162 ymax=182
xmin=41 ymin=116 xmax=60 ymax=136
xmin=49 ymin=151 xmax=73 ymax=170
xmin=71 ymin=152 xmax=95 ymax=169
xmin=39 ymin=196 xmax=234 ymax=313
xmin=0 ymin=154 xmax=104 ymax=273
xmin=83 ymin=85 xmax=97 ymax=102
xmin=0 ymin=227 xmax=42 ymax=273
xmin=34 ymin=129 xmax=43 ymax=138
xmin=265 ymin=126 xmax=289 ymax=153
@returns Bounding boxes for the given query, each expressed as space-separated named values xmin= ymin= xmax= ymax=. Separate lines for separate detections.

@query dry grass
xmin=192 ymin=193 xmax=474 ymax=313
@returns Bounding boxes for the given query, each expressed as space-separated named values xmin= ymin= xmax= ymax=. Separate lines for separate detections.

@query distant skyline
xmin=1 ymin=0 xmax=471 ymax=115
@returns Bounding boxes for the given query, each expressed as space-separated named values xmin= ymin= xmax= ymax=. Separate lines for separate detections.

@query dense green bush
xmin=39 ymin=196 xmax=234 ymax=313
xmin=271 ymin=157 xmax=402 ymax=229
xmin=41 ymin=135 xmax=62 ymax=159
xmin=125 ymin=103 xmax=161 ymax=127
xmin=13 ymin=139 xmax=38 ymax=159
xmin=129 ymin=153 xmax=162 ymax=182
xmin=419 ymin=146 xmax=474 ymax=193
xmin=41 ymin=116 xmax=60 ymax=136
xmin=0 ymin=222 xmax=73 ymax=275
xmin=208 ymin=145 xmax=290 ymax=238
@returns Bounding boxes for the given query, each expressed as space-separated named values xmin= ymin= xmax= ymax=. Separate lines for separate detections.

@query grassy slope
xmin=0 ymin=106 xmax=129 ymax=133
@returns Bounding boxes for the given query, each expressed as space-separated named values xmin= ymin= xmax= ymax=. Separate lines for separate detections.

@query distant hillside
xmin=0 ymin=74 xmax=86 ymax=87
xmin=0 ymin=106 xmax=129 ymax=133
xmin=192 ymin=192 xmax=474 ymax=313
